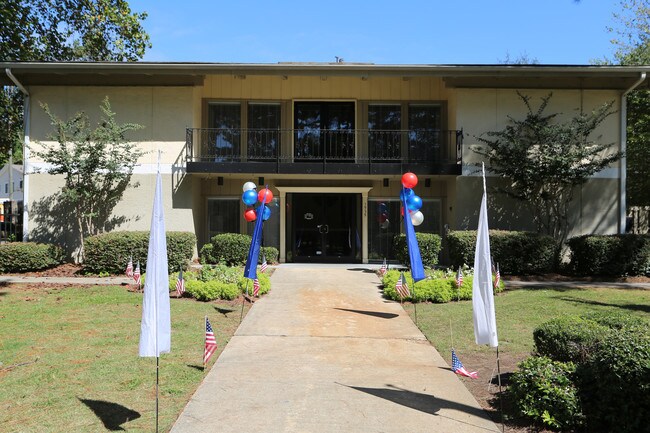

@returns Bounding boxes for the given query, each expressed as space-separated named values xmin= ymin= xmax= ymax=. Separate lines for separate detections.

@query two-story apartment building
xmin=2 ymin=62 xmax=648 ymax=262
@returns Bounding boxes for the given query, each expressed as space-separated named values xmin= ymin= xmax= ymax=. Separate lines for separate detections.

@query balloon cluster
xmin=400 ymin=172 xmax=424 ymax=226
xmin=376 ymin=202 xmax=390 ymax=229
xmin=241 ymin=182 xmax=274 ymax=222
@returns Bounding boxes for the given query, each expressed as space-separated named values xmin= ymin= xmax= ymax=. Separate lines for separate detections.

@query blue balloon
xmin=263 ymin=206 xmax=271 ymax=221
xmin=378 ymin=202 xmax=388 ymax=214
xmin=407 ymin=194 xmax=423 ymax=211
xmin=400 ymin=188 xmax=414 ymax=201
xmin=242 ymin=190 xmax=258 ymax=206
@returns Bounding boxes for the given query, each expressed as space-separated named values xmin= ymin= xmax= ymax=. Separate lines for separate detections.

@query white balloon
xmin=242 ymin=181 xmax=257 ymax=192
xmin=411 ymin=211 xmax=424 ymax=226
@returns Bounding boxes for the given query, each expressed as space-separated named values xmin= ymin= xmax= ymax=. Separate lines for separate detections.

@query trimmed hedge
xmin=83 ymin=231 xmax=195 ymax=274
xmin=381 ymin=269 xmax=503 ymax=303
xmin=567 ymin=234 xmax=650 ymax=276
xmin=446 ymin=230 xmax=556 ymax=274
xmin=183 ymin=270 xmax=271 ymax=301
xmin=508 ymin=356 xmax=583 ymax=430
xmin=200 ymin=233 xmax=279 ymax=266
xmin=533 ymin=316 xmax=608 ymax=363
xmin=394 ymin=233 xmax=442 ymax=268
xmin=0 ymin=242 xmax=63 ymax=273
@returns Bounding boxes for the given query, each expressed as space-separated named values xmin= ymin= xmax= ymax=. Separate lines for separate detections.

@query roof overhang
xmin=2 ymin=62 xmax=650 ymax=90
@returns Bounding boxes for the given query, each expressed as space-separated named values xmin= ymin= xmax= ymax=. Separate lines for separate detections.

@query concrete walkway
xmin=170 ymin=266 xmax=500 ymax=433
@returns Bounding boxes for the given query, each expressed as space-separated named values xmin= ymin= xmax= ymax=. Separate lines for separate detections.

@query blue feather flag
xmin=401 ymin=187 xmax=425 ymax=282
xmin=244 ymin=188 xmax=268 ymax=280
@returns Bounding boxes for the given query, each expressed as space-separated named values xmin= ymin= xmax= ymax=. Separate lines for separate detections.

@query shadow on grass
xmin=333 ymin=308 xmax=398 ymax=319
xmin=346 ymin=268 xmax=379 ymax=274
xmin=557 ymin=296 xmax=650 ymax=313
xmin=187 ymin=364 xmax=205 ymax=372
xmin=214 ymin=306 xmax=235 ymax=316
xmin=79 ymin=398 xmax=140 ymax=431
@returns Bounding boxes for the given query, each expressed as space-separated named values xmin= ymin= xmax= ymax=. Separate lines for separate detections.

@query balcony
xmin=185 ymin=128 xmax=463 ymax=175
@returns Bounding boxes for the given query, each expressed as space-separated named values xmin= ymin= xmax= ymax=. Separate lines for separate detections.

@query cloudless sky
xmin=127 ymin=0 xmax=622 ymax=65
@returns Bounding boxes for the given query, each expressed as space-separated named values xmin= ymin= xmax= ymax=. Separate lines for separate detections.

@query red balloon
xmin=244 ymin=209 xmax=257 ymax=222
xmin=258 ymin=188 xmax=274 ymax=204
xmin=401 ymin=172 xmax=418 ymax=189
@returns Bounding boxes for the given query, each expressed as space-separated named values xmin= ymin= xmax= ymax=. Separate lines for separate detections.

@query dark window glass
xmin=368 ymin=105 xmax=401 ymax=160
xmin=294 ymin=102 xmax=355 ymax=160
xmin=248 ymin=103 xmax=281 ymax=160
xmin=207 ymin=198 xmax=240 ymax=241
xmin=368 ymin=199 xmax=401 ymax=261
xmin=408 ymin=104 xmax=442 ymax=162
xmin=207 ymin=103 xmax=241 ymax=161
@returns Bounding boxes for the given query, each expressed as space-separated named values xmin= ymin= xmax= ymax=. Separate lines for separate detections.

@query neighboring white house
xmin=0 ymin=163 xmax=23 ymax=203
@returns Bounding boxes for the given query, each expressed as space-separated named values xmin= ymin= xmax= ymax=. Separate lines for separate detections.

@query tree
xmin=0 ymin=0 xmax=151 ymax=165
xmin=33 ymin=97 xmax=144 ymax=260
xmin=472 ymin=92 xmax=622 ymax=243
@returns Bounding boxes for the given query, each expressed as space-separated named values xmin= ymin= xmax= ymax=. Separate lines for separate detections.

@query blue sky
xmin=128 ymin=0 xmax=622 ymax=65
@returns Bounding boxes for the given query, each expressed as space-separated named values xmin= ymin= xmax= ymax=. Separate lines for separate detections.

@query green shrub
xmin=237 ymin=273 xmax=271 ymax=296
xmin=260 ymin=246 xmax=279 ymax=264
xmin=446 ymin=230 xmax=556 ymax=274
xmin=198 ymin=243 xmax=215 ymax=264
xmin=508 ymin=356 xmax=584 ymax=430
xmin=199 ymin=263 xmax=241 ymax=284
xmin=394 ymin=233 xmax=442 ymax=268
xmin=567 ymin=234 xmax=650 ymax=276
xmin=0 ymin=242 xmax=63 ymax=272
xmin=184 ymin=280 xmax=240 ymax=301
xmin=381 ymin=268 xmax=502 ymax=303
xmin=578 ymin=328 xmax=650 ymax=433
xmin=211 ymin=233 xmax=251 ymax=266
xmin=83 ymin=231 xmax=195 ymax=274
xmin=533 ymin=316 xmax=609 ymax=363
xmin=168 ymin=269 xmax=198 ymax=294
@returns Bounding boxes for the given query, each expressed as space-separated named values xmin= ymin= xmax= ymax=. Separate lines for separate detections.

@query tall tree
xmin=473 ymin=92 xmax=621 ymax=244
xmin=34 ymin=97 xmax=144 ymax=260
xmin=0 ymin=0 xmax=151 ymax=165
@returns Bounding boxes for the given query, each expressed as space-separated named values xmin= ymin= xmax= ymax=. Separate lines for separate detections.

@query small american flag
xmin=125 ymin=257 xmax=133 ymax=278
xmin=456 ymin=266 xmax=463 ymax=288
xmin=133 ymin=261 xmax=141 ymax=287
xmin=253 ymin=278 xmax=260 ymax=297
xmin=204 ymin=317 xmax=217 ymax=365
xmin=395 ymin=272 xmax=411 ymax=299
xmin=494 ymin=263 xmax=501 ymax=290
xmin=260 ymin=254 xmax=268 ymax=273
xmin=380 ymin=258 xmax=387 ymax=275
xmin=176 ymin=268 xmax=185 ymax=297
xmin=451 ymin=348 xmax=478 ymax=379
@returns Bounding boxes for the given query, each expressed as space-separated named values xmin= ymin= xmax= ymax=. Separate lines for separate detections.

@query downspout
xmin=5 ymin=69 xmax=30 ymax=241
xmin=620 ymin=72 xmax=646 ymax=234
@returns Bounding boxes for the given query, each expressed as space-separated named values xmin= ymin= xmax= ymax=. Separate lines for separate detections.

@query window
xmin=368 ymin=104 xmax=401 ymax=160
xmin=208 ymin=103 xmax=241 ymax=161
xmin=4 ymin=184 xmax=7 ymax=194
xmin=207 ymin=198 xmax=240 ymax=242
xmin=368 ymin=199 xmax=401 ymax=260
xmin=408 ymin=104 xmax=442 ymax=161
xmin=248 ymin=103 xmax=281 ymax=160
xmin=19 ymin=181 xmax=22 ymax=190
xmin=294 ymin=101 xmax=355 ymax=160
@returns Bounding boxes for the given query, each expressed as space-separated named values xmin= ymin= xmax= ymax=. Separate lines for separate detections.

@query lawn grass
xmin=403 ymin=285 xmax=650 ymax=361
xmin=0 ymin=284 xmax=250 ymax=432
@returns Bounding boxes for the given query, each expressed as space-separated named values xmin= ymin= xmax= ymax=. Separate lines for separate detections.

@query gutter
xmin=5 ymin=68 xmax=30 ymax=241
xmin=620 ymin=72 xmax=646 ymax=234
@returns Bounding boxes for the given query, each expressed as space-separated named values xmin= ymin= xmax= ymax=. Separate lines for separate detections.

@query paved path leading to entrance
xmin=170 ymin=266 xmax=500 ymax=433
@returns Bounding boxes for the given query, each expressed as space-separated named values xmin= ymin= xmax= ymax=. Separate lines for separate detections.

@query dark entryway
xmin=289 ymin=193 xmax=360 ymax=262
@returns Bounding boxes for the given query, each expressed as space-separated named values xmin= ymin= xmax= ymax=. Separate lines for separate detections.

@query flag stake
xmin=496 ymin=346 xmax=504 ymax=433
xmin=240 ymin=279 xmax=251 ymax=324
xmin=155 ymin=356 xmax=159 ymax=433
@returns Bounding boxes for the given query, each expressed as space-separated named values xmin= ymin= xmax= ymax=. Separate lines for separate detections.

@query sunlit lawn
xmin=0 ymin=284 xmax=249 ymax=432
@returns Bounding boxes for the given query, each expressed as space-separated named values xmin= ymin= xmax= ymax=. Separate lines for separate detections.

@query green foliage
xmin=238 ymin=273 xmax=271 ymax=296
xmin=198 ymin=263 xmax=241 ymax=284
xmin=83 ymin=231 xmax=195 ymax=274
xmin=567 ymin=234 xmax=650 ymax=276
xmin=199 ymin=243 xmax=216 ymax=264
xmin=533 ymin=316 xmax=609 ymax=363
xmin=0 ymin=242 xmax=63 ymax=272
xmin=210 ymin=233 xmax=252 ymax=266
xmin=394 ymin=233 xmax=442 ymax=268
xmin=508 ymin=356 xmax=584 ymax=430
xmin=578 ymin=327 xmax=650 ymax=433
xmin=472 ymin=92 xmax=620 ymax=242
xmin=446 ymin=230 xmax=556 ymax=274
xmin=168 ymin=270 xmax=198 ymax=293
xmin=184 ymin=280 xmax=240 ymax=301
xmin=33 ymin=98 xmax=145 ymax=260
xmin=381 ymin=268 xmax=502 ymax=303
xmin=261 ymin=246 xmax=279 ymax=264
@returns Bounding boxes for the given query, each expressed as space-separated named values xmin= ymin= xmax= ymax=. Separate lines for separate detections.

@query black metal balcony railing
xmin=185 ymin=128 xmax=463 ymax=175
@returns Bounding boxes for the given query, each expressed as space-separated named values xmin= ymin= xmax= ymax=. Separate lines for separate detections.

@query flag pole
xmin=155 ymin=356 xmax=159 ymax=433
xmin=240 ymin=279 xmax=250 ymax=324
xmin=412 ymin=271 xmax=418 ymax=326
xmin=203 ymin=316 xmax=207 ymax=371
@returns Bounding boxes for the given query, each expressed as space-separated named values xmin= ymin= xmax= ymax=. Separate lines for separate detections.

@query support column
xmin=279 ymin=189 xmax=287 ymax=263
xmin=362 ymin=191 xmax=369 ymax=264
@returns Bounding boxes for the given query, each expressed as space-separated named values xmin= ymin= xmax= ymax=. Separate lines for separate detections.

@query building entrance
xmin=289 ymin=193 xmax=360 ymax=263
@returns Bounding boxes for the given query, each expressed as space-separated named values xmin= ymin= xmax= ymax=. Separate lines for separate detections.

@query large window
xmin=368 ymin=104 xmax=401 ymax=160
xmin=208 ymin=103 xmax=241 ymax=161
xmin=207 ymin=198 xmax=240 ymax=241
xmin=248 ymin=103 xmax=281 ymax=160
xmin=408 ymin=104 xmax=442 ymax=162
xmin=294 ymin=101 xmax=355 ymax=160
